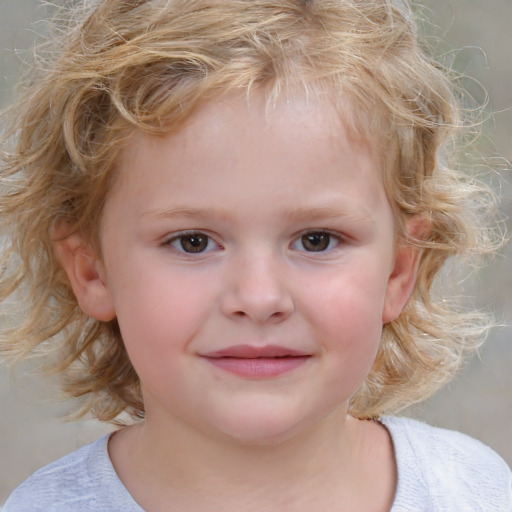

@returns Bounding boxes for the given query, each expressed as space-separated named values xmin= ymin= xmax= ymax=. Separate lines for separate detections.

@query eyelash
xmin=163 ymin=229 xmax=343 ymax=255
xmin=291 ymin=230 xmax=342 ymax=253
xmin=164 ymin=231 xmax=221 ymax=254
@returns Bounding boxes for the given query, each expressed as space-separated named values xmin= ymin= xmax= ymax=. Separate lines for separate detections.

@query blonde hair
xmin=0 ymin=0 xmax=500 ymax=421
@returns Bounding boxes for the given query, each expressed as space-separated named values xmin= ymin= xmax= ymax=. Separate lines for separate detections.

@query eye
xmin=293 ymin=231 xmax=341 ymax=253
xmin=166 ymin=232 xmax=220 ymax=254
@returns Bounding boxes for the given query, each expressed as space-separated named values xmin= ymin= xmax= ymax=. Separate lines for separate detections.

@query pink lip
xmin=201 ymin=344 xmax=311 ymax=378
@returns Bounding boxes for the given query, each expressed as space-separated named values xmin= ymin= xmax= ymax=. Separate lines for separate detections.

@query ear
xmin=382 ymin=215 xmax=429 ymax=324
xmin=53 ymin=229 xmax=116 ymax=322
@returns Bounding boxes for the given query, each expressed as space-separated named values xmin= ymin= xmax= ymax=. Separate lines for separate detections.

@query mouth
xmin=200 ymin=344 xmax=312 ymax=378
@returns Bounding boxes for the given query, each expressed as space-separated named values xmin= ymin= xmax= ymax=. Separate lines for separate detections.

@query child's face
xmin=76 ymin=93 xmax=418 ymax=443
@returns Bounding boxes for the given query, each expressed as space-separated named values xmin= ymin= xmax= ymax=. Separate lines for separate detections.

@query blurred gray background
xmin=1 ymin=0 xmax=511 ymax=504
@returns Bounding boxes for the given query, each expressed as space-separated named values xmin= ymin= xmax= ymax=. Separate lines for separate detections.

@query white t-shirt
xmin=4 ymin=417 xmax=512 ymax=511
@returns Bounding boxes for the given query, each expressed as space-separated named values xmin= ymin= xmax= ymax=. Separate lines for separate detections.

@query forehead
xmin=111 ymin=91 xmax=390 ymax=223
xmin=118 ymin=89 xmax=382 ymax=174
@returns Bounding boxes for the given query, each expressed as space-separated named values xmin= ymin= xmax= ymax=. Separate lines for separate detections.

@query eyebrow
xmin=141 ymin=206 xmax=236 ymax=222
xmin=281 ymin=206 xmax=375 ymax=225
xmin=142 ymin=205 xmax=375 ymax=225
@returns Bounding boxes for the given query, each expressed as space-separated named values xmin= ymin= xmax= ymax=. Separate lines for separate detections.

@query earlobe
xmin=53 ymin=230 xmax=116 ymax=322
xmin=382 ymin=215 xmax=429 ymax=324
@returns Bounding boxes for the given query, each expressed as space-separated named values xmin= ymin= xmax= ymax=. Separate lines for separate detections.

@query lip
xmin=203 ymin=344 xmax=310 ymax=359
xmin=200 ymin=344 xmax=312 ymax=378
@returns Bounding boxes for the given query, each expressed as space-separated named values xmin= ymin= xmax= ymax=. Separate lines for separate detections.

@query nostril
xmin=228 ymin=307 xmax=291 ymax=324
xmin=221 ymin=280 xmax=295 ymax=324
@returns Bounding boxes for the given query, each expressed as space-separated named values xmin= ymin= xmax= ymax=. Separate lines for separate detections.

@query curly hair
xmin=0 ymin=0 xmax=500 ymax=422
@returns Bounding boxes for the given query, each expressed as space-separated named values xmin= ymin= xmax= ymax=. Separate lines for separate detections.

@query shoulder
xmin=3 ymin=434 xmax=142 ymax=512
xmin=383 ymin=415 xmax=510 ymax=472
xmin=381 ymin=416 xmax=512 ymax=512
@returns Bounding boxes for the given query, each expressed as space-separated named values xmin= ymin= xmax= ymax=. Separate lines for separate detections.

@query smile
xmin=201 ymin=344 xmax=312 ymax=378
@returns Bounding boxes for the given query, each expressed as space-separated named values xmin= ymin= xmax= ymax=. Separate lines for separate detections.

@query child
xmin=1 ymin=0 xmax=511 ymax=510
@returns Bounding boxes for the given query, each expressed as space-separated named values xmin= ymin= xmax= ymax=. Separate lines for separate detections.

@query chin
xmin=209 ymin=407 xmax=322 ymax=447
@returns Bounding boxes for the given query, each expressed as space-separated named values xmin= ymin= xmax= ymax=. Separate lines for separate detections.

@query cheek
xmin=315 ymin=299 xmax=384 ymax=399
xmin=108 ymin=260 xmax=218 ymax=374
xmin=299 ymin=264 xmax=388 ymax=372
xmin=301 ymin=261 xmax=388 ymax=330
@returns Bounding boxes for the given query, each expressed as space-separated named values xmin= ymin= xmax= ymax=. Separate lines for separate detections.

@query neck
xmin=109 ymin=409 xmax=395 ymax=512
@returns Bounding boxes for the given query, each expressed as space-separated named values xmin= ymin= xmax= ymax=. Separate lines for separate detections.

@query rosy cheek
xmin=304 ymin=275 xmax=384 ymax=343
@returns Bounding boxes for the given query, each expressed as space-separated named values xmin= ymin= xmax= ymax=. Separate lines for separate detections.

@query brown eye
xmin=167 ymin=232 xmax=218 ymax=254
xmin=179 ymin=234 xmax=209 ymax=253
xmin=300 ymin=232 xmax=332 ymax=252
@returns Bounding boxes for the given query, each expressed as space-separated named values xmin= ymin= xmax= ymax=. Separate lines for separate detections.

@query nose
xmin=221 ymin=250 xmax=294 ymax=325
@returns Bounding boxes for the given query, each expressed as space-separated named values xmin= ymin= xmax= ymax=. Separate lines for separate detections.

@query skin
xmin=56 ymin=92 xmax=423 ymax=511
